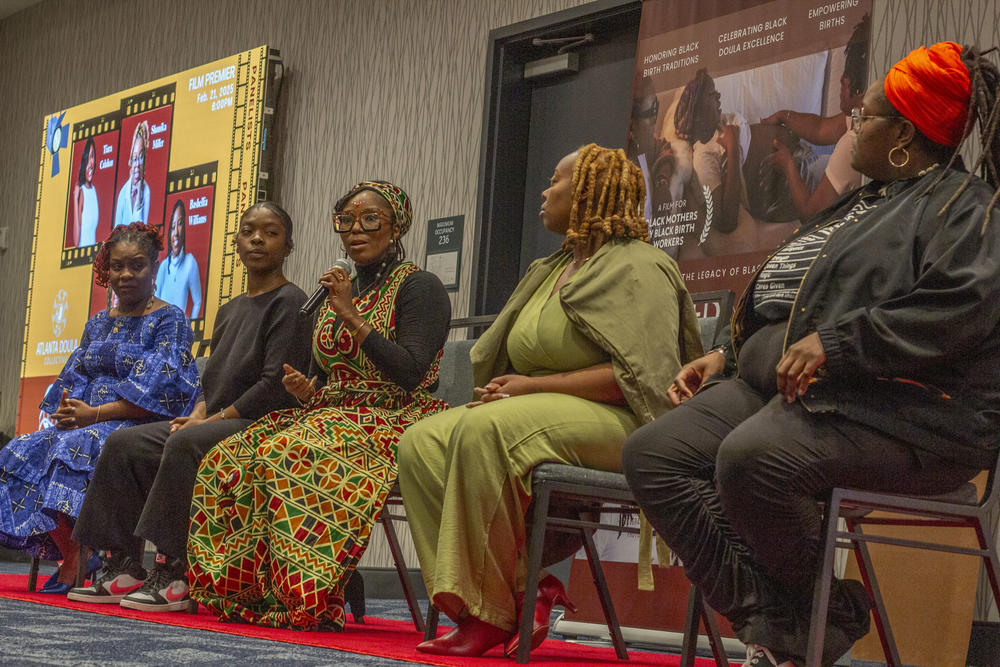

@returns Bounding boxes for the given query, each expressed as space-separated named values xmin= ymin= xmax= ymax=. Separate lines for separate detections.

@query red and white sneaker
xmin=118 ymin=553 xmax=190 ymax=612
xmin=67 ymin=554 xmax=146 ymax=604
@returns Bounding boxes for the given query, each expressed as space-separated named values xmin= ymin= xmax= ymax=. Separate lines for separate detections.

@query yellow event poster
xmin=17 ymin=46 xmax=281 ymax=435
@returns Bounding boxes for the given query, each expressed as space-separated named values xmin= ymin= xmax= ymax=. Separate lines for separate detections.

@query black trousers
xmin=74 ymin=419 xmax=251 ymax=560
xmin=621 ymin=377 xmax=978 ymax=664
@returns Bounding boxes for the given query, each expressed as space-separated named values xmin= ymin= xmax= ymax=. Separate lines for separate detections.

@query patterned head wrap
xmin=340 ymin=180 xmax=414 ymax=236
xmin=884 ymin=41 xmax=971 ymax=147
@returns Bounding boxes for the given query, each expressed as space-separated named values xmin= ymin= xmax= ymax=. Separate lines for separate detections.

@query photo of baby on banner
xmin=626 ymin=4 xmax=870 ymax=288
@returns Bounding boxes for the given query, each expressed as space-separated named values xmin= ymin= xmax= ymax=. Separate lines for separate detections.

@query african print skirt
xmin=186 ymin=382 xmax=446 ymax=630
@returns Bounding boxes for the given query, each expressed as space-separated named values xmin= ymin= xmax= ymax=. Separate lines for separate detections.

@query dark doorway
xmin=472 ymin=0 xmax=641 ymax=317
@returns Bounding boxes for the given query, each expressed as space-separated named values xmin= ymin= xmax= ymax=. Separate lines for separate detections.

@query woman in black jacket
xmin=623 ymin=43 xmax=1000 ymax=667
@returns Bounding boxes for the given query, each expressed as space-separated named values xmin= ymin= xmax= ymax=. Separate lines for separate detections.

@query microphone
xmin=299 ymin=257 xmax=354 ymax=318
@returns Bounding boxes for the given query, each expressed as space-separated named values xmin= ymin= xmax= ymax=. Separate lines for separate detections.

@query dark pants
xmin=621 ymin=377 xmax=978 ymax=664
xmin=74 ymin=419 xmax=251 ymax=560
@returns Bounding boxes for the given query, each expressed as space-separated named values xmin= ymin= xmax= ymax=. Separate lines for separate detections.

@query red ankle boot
xmin=416 ymin=614 xmax=513 ymax=657
xmin=504 ymin=574 xmax=578 ymax=657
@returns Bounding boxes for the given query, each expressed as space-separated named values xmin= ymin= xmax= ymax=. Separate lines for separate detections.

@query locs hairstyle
xmin=562 ymin=144 xmax=651 ymax=252
xmin=674 ymin=68 xmax=714 ymax=140
xmin=843 ymin=14 xmax=871 ymax=96
xmin=920 ymin=46 xmax=1000 ymax=229
xmin=92 ymin=222 xmax=164 ymax=287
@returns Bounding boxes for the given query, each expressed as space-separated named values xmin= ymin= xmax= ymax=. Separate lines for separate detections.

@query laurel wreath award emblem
xmin=699 ymin=185 xmax=713 ymax=245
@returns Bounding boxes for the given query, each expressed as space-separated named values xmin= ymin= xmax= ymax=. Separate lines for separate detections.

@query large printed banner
xmin=627 ymin=0 xmax=871 ymax=298
xmin=17 ymin=46 xmax=278 ymax=435
xmin=562 ymin=0 xmax=872 ymax=637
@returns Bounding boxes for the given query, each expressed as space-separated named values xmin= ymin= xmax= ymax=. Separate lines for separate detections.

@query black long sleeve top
xmin=200 ymin=282 xmax=312 ymax=420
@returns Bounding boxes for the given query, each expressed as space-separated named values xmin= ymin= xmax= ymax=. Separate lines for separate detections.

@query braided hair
xmin=921 ymin=46 xmax=1000 ymax=230
xmin=843 ymin=14 xmax=871 ymax=96
xmin=562 ymin=144 xmax=651 ymax=252
xmin=93 ymin=222 xmax=164 ymax=287
xmin=674 ymin=68 xmax=713 ymax=141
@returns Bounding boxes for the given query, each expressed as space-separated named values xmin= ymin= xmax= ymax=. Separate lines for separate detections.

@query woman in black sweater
xmin=70 ymin=201 xmax=311 ymax=612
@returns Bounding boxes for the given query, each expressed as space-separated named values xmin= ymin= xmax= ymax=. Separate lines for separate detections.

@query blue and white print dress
xmin=0 ymin=305 xmax=200 ymax=559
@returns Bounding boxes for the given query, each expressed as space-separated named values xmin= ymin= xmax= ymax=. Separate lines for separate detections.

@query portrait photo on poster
xmin=155 ymin=163 xmax=217 ymax=323
xmin=112 ymin=83 xmax=175 ymax=230
xmin=61 ymin=113 xmax=123 ymax=268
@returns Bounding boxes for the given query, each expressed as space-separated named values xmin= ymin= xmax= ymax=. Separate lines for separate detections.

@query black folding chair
xmin=805 ymin=451 xmax=1000 ymax=666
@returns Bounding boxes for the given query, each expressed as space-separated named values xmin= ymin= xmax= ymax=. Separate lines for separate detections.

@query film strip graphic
xmin=166 ymin=162 xmax=218 ymax=342
xmin=121 ymin=82 xmax=176 ymax=117
xmin=19 ymin=133 xmax=49 ymax=385
xmin=167 ymin=162 xmax=217 ymax=197
xmin=61 ymin=113 xmax=122 ymax=269
xmin=219 ymin=47 xmax=268 ymax=305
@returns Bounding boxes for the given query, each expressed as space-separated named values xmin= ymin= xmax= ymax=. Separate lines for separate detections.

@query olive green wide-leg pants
xmin=398 ymin=393 xmax=639 ymax=631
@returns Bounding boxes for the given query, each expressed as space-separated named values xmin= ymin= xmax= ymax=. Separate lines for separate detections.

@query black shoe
xmin=343 ymin=569 xmax=365 ymax=623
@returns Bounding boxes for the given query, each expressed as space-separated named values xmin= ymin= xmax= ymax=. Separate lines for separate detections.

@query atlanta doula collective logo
xmin=52 ymin=289 xmax=68 ymax=337
xmin=36 ymin=289 xmax=78 ymax=367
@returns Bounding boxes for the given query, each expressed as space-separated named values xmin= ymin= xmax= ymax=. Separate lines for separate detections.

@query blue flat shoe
xmin=40 ymin=569 xmax=61 ymax=591
xmin=38 ymin=582 xmax=73 ymax=595
xmin=40 ymin=552 xmax=102 ymax=590
xmin=84 ymin=552 xmax=102 ymax=580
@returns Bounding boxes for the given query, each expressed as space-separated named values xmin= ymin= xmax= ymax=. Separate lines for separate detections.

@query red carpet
xmin=0 ymin=574 xmax=734 ymax=665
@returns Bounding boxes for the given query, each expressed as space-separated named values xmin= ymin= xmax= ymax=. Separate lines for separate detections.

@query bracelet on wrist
xmin=348 ymin=321 xmax=367 ymax=337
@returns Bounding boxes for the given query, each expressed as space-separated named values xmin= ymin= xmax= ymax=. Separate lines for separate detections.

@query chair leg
xmin=680 ymin=584 xmax=728 ymax=667
xmin=805 ymin=494 xmax=842 ymax=667
xmin=75 ymin=544 xmax=87 ymax=588
xmin=423 ymin=604 xmax=439 ymax=641
xmin=680 ymin=585 xmax=701 ymax=667
xmin=700 ymin=596 xmax=728 ymax=667
xmin=580 ymin=523 xmax=628 ymax=661
xmin=27 ymin=556 xmax=40 ymax=592
xmin=379 ymin=510 xmax=425 ymax=634
xmin=973 ymin=521 xmax=1000 ymax=616
xmin=849 ymin=522 xmax=901 ymax=667
xmin=516 ymin=485 xmax=552 ymax=664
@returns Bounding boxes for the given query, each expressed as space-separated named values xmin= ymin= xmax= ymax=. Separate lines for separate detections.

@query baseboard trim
xmin=355 ymin=567 xmax=427 ymax=601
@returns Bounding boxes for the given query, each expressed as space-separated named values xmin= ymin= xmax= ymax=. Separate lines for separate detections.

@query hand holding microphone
xmin=299 ymin=257 xmax=354 ymax=318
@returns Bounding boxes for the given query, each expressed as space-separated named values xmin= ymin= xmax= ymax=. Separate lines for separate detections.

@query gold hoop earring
xmin=888 ymin=145 xmax=910 ymax=168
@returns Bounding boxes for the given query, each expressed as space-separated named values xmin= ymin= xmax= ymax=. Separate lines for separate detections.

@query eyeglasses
xmin=850 ymin=107 xmax=901 ymax=132
xmin=332 ymin=209 xmax=389 ymax=232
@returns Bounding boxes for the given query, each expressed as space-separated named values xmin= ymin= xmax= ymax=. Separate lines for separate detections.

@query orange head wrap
xmin=884 ymin=41 xmax=971 ymax=147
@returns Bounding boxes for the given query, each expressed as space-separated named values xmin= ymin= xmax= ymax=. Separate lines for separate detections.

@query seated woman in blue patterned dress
xmin=0 ymin=222 xmax=200 ymax=593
